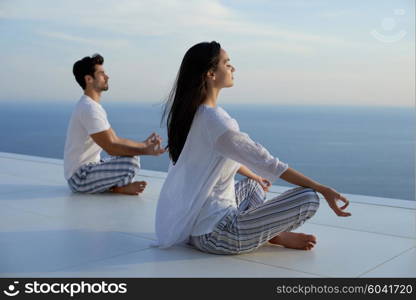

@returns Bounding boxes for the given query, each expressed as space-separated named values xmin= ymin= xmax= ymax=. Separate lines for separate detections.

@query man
xmin=64 ymin=54 xmax=165 ymax=195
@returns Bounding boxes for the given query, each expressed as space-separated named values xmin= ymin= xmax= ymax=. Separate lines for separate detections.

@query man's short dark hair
xmin=73 ymin=54 xmax=104 ymax=90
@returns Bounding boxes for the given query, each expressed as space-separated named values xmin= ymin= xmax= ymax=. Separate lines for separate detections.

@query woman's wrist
xmin=312 ymin=184 xmax=328 ymax=194
xmin=252 ymin=174 xmax=261 ymax=181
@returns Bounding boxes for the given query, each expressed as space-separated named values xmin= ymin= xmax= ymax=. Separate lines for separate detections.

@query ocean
xmin=0 ymin=101 xmax=414 ymax=201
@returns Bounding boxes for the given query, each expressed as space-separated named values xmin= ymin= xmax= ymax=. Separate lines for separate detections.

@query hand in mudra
xmin=254 ymin=176 xmax=272 ymax=192
xmin=143 ymin=132 xmax=166 ymax=156
xmin=320 ymin=186 xmax=351 ymax=217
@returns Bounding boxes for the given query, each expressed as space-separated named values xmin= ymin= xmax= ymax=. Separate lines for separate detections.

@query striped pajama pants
xmin=67 ymin=156 xmax=140 ymax=194
xmin=190 ymin=178 xmax=320 ymax=255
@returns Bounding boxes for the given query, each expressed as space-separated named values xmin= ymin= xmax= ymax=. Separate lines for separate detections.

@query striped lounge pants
xmin=67 ymin=156 xmax=140 ymax=194
xmin=190 ymin=178 xmax=320 ymax=255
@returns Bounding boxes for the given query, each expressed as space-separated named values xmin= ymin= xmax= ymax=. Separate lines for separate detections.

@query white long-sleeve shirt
xmin=154 ymin=105 xmax=288 ymax=248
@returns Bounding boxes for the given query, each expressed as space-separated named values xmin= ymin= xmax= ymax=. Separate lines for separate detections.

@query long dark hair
xmin=162 ymin=41 xmax=221 ymax=164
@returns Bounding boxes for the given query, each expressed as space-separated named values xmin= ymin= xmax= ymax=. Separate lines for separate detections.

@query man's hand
xmin=143 ymin=132 xmax=166 ymax=156
xmin=144 ymin=132 xmax=161 ymax=146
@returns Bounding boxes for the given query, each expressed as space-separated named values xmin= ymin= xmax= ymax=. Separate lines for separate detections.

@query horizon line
xmin=0 ymin=99 xmax=414 ymax=109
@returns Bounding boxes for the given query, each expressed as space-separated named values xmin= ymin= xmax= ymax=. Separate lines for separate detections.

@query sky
xmin=0 ymin=0 xmax=414 ymax=107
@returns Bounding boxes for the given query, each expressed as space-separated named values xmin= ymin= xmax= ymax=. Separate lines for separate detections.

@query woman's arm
xmin=214 ymin=130 xmax=351 ymax=217
xmin=237 ymin=165 xmax=257 ymax=179
xmin=280 ymin=167 xmax=351 ymax=217
xmin=238 ymin=165 xmax=271 ymax=192
xmin=280 ymin=167 xmax=324 ymax=192
xmin=215 ymin=130 xmax=288 ymax=183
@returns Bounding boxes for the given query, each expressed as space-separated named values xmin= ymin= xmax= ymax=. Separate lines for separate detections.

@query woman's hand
xmin=254 ymin=176 xmax=272 ymax=192
xmin=318 ymin=185 xmax=351 ymax=217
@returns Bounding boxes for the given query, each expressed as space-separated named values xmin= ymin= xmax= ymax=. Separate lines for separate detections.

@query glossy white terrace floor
xmin=0 ymin=152 xmax=415 ymax=278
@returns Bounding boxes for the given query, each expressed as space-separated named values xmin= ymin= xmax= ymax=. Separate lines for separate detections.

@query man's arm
xmin=90 ymin=128 xmax=165 ymax=156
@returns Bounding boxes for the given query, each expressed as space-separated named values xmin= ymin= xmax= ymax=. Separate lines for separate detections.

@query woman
xmin=155 ymin=41 xmax=351 ymax=254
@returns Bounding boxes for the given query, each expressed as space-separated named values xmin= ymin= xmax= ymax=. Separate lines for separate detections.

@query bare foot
xmin=269 ymin=232 xmax=317 ymax=250
xmin=111 ymin=181 xmax=147 ymax=195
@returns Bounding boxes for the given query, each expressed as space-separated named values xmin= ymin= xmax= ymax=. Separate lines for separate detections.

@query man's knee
xmin=131 ymin=156 xmax=140 ymax=167
xmin=127 ymin=156 xmax=140 ymax=172
xmin=115 ymin=156 xmax=140 ymax=173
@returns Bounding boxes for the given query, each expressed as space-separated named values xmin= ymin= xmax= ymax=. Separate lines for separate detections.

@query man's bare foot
xmin=269 ymin=232 xmax=317 ymax=250
xmin=111 ymin=181 xmax=147 ymax=195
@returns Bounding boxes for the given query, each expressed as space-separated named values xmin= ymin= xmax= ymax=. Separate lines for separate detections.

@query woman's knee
xmin=310 ymin=189 xmax=320 ymax=208
xmin=298 ymin=187 xmax=320 ymax=203
xmin=246 ymin=178 xmax=266 ymax=198
xmin=302 ymin=188 xmax=320 ymax=217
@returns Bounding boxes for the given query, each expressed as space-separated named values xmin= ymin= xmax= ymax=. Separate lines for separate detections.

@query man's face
xmin=87 ymin=64 xmax=109 ymax=91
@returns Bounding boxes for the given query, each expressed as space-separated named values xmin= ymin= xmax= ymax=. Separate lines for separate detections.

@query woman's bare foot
xmin=269 ymin=232 xmax=317 ymax=250
xmin=111 ymin=181 xmax=147 ymax=195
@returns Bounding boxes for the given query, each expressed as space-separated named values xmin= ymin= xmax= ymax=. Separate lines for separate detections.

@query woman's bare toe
xmin=305 ymin=241 xmax=316 ymax=250
xmin=269 ymin=232 xmax=317 ymax=250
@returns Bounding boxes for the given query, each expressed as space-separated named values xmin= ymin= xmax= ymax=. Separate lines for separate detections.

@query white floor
xmin=0 ymin=152 xmax=415 ymax=278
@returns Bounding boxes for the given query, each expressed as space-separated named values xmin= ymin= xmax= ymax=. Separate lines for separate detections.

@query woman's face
xmin=211 ymin=49 xmax=235 ymax=88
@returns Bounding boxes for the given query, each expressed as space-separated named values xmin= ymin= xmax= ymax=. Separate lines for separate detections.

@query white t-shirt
xmin=154 ymin=105 xmax=289 ymax=248
xmin=64 ymin=95 xmax=111 ymax=180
